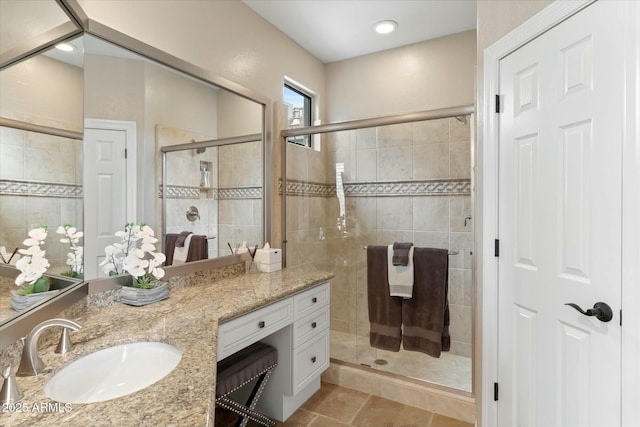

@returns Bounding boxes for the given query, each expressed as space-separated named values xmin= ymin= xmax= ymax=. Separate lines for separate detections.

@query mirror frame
xmin=0 ymin=0 xmax=272 ymax=349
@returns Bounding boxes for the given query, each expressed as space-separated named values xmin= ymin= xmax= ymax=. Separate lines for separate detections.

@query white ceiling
xmin=242 ymin=0 xmax=477 ymax=64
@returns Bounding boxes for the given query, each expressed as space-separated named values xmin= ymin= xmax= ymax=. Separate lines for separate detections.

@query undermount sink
xmin=44 ymin=342 xmax=182 ymax=404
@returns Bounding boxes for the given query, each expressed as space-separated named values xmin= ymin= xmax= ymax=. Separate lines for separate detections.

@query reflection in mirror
xmin=0 ymin=20 xmax=267 ymax=327
xmin=0 ymin=264 xmax=83 ymax=327
xmin=0 ymin=0 xmax=81 ymax=68
xmin=163 ymin=136 xmax=263 ymax=264
xmin=0 ymin=35 xmax=84 ymax=326
xmin=81 ymin=35 xmax=265 ymax=274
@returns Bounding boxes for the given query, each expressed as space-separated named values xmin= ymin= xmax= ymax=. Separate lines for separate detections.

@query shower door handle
xmin=564 ymin=302 xmax=613 ymax=322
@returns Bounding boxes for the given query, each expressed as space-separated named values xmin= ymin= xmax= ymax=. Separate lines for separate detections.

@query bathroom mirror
xmin=0 ymin=25 xmax=84 ymax=325
xmin=0 ymin=0 xmax=269 ymax=330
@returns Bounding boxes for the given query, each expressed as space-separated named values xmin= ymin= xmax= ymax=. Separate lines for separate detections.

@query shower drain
xmin=373 ymin=359 xmax=388 ymax=365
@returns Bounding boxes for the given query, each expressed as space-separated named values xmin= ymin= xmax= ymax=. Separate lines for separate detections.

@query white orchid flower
xmin=23 ymin=238 xmax=41 ymax=247
xmin=101 ymin=222 xmax=166 ymax=287
xmin=28 ymin=227 xmax=47 ymax=241
xmin=123 ymin=254 xmax=146 ymax=277
xmin=15 ymin=226 xmax=50 ymax=287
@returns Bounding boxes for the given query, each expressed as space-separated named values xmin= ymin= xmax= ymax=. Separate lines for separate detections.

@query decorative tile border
xmin=345 ymin=179 xmax=471 ymax=197
xmin=159 ymin=185 xmax=262 ymax=200
xmin=280 ymin=179 xmax=336 ymax=197
xmin=159 ymin=185 xmax=200 ymax=199
xmin=279 ymin=179 xmax=471 ymax=197
xmin=0 ymin=179 xmax=82 ymax=198
xmin=217 ymin=187 xmax=262 ymax=200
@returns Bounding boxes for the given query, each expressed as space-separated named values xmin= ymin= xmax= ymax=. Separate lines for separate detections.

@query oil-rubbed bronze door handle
xmin=565 ymin=302 xmax=613 ymax=322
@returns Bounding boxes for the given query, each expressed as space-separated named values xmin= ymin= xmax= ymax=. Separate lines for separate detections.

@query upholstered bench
xmin=216 ymin=341 xmax=278 ymax=427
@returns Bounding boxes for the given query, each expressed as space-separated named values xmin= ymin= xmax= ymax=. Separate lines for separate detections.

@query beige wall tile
xmin=414 ymin=118 xmax=449 ymax=145
xmin=413 ymin=143 xmax=450 ymax=179
xmin=414 ymin=197 xmax=450 ymax=232
xmin=0 ymin=144 xmax=24 ymax=180
xmin=449 ymin=140 xmax=471 ymax=179
xmin=376 ymin=197 xmax=412 ymax=230
xmin=378 ymin=123 xmax=413 ymax=148
xmin=413 ymin=231 xmax=449 ymax=250
xmin=448 ymin=116 xmax=471 ymax=142
xmin=378 ymin=146 xmax=413 ymax=180
xmin=355 ymin=127 xmax=377 ymax=150
xmin=449 ymin=304 xmax=472 ymax=344
xmin=449 ymin=196 xmax=471 ymax=232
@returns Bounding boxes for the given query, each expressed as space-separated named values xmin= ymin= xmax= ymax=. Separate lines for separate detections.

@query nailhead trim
xmin=215 ymin=362 xmax=278 ymax=427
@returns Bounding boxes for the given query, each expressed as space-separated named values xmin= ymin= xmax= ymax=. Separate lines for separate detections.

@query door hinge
xmin=494 ymin=239 xmax=500 ymax=257
xmin=495 ymin=94 xmax=501 ymax=113
xmin=620 ymin=309 xmax=622 ymax=326
xmin=494 ymin=382 xmax=499 ymax=401
xmin=124 ymin=148 xmax=128 ymax=159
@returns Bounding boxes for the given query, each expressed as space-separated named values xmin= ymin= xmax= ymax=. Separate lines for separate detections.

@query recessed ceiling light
xmin=373 ymin=20 xmax=398 ymax=35
xmin=55 ymin=43 xmax=75 ymax=52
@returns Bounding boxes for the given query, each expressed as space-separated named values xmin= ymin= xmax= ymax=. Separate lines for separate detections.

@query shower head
xmin=191 ymin=139 xmax=206 ymax=154
xmin=455 ymin=116 xmax=468 ymax=125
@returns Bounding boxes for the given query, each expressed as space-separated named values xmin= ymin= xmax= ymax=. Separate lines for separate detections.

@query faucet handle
xmin=55 ymin=327 xmax=74 ymax=354
xmin=0 ymin=366 xmax=24 ymax=404
xmin=17 ymin=318 xmax=81 ymax=377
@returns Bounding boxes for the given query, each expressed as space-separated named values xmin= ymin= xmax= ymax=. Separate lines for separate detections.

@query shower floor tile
xmin=330 ymin=330 xmax=472 ymax=392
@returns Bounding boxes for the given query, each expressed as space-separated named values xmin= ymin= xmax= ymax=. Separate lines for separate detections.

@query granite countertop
xmin=2 ymin=265 xmax=333 ymax=426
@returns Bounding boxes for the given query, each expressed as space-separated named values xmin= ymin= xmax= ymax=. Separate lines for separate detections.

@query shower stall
xmin=281 ymin=105 xmax=475 ymax=395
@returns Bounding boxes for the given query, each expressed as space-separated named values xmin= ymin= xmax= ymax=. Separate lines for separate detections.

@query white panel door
xmin=498 ymin=1 xmax=623 ymax=426
xmin=84 ymin=127 xmax=128 ymax=279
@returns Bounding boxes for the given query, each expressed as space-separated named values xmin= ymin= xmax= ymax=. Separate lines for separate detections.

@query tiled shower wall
xmin=285 ymin=117 xmax=473 ymax=357
xmin=159 ymin=125 xmax=263 ymax=259
xmin=0 ymin=127 xmax=83 ymax=272
xmin=158 ymin=125 xmax=219 ymax=258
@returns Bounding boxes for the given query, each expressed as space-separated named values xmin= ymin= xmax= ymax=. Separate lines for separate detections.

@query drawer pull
xmin=258 ymin=321 xmax=265 ymax=328
xmin=312 ymin=297 xmax=318 ymax=303
xmin=311 ymin=322 xmax=317 ymax=328
xmin=311 ymin=356 xmax=317 ymax=363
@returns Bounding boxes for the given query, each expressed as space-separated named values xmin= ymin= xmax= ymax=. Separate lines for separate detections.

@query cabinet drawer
xmin=292 ymin=330 xmax=329 ymax=394
xmin=218 ymin=298 xmax=293 ymax=360
xmin=293 ymin=305 xmax=329 ymax=346
xmin=293 ymin=282 xmax=329 ymax=319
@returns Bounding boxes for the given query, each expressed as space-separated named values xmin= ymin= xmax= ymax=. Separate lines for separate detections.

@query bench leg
xmin=216 ymin=369 xmax=276 ymax=427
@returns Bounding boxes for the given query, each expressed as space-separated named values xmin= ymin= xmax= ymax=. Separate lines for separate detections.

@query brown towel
xmin=175 ymin=231 xmax=192 ymax=247
xmin=186 ymin=235 xmax=208 ymax=262
xmin=392 ymin=242 xmax=413 ymax=266
xmin=367 ymin=245 xmax=402 ymax=351
xmin=164 ymin=233 xmax=208 ymax=266
xmin=402 ymin=247 xmax=450 ymax=357
xmin=164 ymin=234 xmax=178 ymax=266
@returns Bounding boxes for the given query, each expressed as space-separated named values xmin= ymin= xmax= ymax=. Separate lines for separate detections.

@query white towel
xmin=387 ymin=244 xmax=414 ymax=298
xmin=173 ymin=233 xmax=193 ymax=264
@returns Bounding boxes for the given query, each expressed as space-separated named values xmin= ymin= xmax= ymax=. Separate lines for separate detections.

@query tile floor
xmin=330 ymin=330 xmax=472 ymax=392
xmin=216 ymin=382 xmax=475 ymax=427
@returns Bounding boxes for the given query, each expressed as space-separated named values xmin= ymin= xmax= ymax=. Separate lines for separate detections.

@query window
xmin=284 ymin=83 xmax=312 ymax=147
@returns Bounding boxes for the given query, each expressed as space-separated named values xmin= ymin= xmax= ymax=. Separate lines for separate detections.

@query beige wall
xmin=77 ymin=0 xmax=326 ymax=121
xmin=326 ymin=30 xmax=476 ymax=122
xmin=0 ymin=55 xmax=83 ymax=131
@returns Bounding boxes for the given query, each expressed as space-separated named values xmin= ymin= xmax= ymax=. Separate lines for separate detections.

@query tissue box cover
xmin=258 ymin=262 xmax=281 ymax=273
xmin=254 ymin=248 xmax=281 ymax=264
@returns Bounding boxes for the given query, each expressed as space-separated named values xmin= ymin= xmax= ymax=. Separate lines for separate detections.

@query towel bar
xmin=362 ymin=246 xmax=459 ymax=256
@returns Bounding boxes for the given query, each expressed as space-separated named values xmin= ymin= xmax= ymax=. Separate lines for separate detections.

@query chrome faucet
xmin=17 ymin=318 xmax=81 ymax=377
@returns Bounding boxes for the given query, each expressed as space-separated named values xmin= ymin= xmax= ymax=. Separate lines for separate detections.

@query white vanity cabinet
xmin=216 ymin=282 xmax=330 ymax=421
